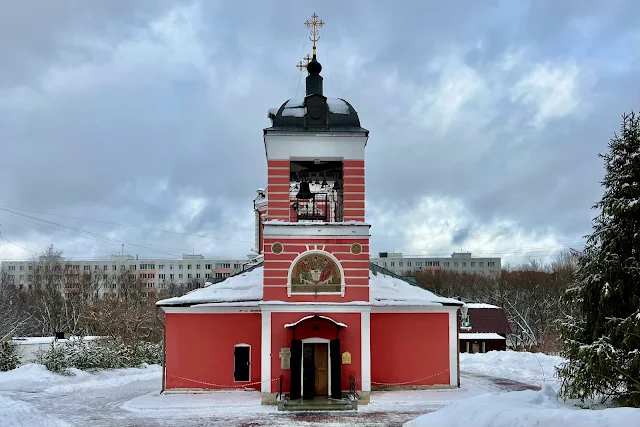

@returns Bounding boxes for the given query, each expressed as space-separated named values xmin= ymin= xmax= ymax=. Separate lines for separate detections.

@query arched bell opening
xmin=289 ymin=160 xmax=343 ymax=223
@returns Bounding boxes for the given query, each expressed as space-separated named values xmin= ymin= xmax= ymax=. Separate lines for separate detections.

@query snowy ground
xmin=1 ymin=351 xmax=638 ymax=426
xmin=408 ymin=351 xmax=640 ymax=427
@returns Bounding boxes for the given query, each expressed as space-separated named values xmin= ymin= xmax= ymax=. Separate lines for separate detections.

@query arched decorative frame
xmin=286 ymin=249 xmax=346 ymax=297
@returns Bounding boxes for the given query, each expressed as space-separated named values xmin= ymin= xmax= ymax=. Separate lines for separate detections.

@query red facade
xmin=371 ymin=313 xmax=450 ymax=386
xmin=165 ymin=313 xmax=262 ymax=390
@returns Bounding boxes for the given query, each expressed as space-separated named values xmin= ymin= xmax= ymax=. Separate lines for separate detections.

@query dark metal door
xmin=330 ymin=339 xmax=342 ymax=399
xmin=234 ymin=346 xmax=250 ymax=382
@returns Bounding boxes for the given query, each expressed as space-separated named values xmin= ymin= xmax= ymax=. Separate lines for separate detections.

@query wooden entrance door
xmin=314 ymin=343 xmax=329 ymax=395
xmin=471 ymin=343 xmax=480 ymax=354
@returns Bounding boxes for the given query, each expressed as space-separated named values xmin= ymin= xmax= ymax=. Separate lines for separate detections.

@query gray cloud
xmin=0 ymin=0 xmax=638 ymax=264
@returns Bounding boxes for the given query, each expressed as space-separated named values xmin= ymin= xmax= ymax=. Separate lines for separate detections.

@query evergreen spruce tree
xmin=0 ymin=341 xmax=20 ymax=371
xmin=558 ymin=111 xmax=640 ymax=407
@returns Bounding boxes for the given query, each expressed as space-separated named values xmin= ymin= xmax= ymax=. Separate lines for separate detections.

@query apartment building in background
xmin=1 ymin=253 xmax=249 ymax=294
xmin=370 ymin=251 xmax=502 ymax=277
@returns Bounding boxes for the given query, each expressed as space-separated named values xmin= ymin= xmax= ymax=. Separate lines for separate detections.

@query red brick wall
xmin=342 ymin=160 xmax=365 ymax=222
xmin=267 ymin=160 xmax=290 ymax=220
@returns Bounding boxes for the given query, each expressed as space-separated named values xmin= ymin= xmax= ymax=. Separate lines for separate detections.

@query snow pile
xmin=10 ymin=336 xmax=105 ymax=345
xmin=461 ymin=350 xmax=563 ymax=387
xmin=0 ymin=395 xmax=69 ymax=427
xmin=157 ymin=267 xmax=263 ymax=306
xmin=0 ymin=363 xmax=61 ymax=386
xmin=404 ymin=384 xmax=640 ymax=427
xmin=280 ymin=98 xmax=306 ymax=117
xmin=464 ymin=303 xmax=500 ymax=309
xmin=282 ymin=106 xmax=306 ymax=117
xmin=327 ymin=97 xmax=351 ymax=114
xmin=44 ymin=364 xmax=161 ymax=393
xmin=0 ymin=363 xmax=161 ymax=393
xmin=370 ymin=271 xmax=462 ymax=306
xmin=459 ymin=333 xmax=505 ymax=340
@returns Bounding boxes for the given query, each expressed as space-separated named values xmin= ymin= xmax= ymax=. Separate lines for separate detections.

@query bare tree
xmin=20 ymin=245 xmax=67 ymax=336
xmin=0 ymin=271 xmax=30 ymax=342
xmin=413 ymin=252 xmax=579 ymax=352
xmin=63 ymin=270 xmax=101 ymax=334
xmin=82 ymin=269 xmax=161 ymax=344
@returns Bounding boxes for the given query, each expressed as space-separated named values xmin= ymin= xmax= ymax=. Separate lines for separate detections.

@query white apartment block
xmin=370 ymin=252 xmax=501 ymax=277
xmin=1 ymin=253 xmax=249 ymax=293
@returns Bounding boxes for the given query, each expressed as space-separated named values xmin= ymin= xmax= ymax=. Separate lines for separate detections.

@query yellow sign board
xmin=341 ymin=351 xmax=351 ymax=365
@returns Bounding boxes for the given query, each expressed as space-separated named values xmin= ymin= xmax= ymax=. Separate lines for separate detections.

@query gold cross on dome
xmin=296 ymin=54 xmax=313 ymax=73
xmin=304 ymin=13 xmax=324 ymax=55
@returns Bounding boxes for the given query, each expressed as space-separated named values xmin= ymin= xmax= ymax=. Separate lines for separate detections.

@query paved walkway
xmin=1 ymin=372 xmax=540 ymax=427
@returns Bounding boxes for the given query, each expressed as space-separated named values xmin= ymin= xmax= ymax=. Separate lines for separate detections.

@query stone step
xmin=278 ymin=397 xmax=357 ymax=412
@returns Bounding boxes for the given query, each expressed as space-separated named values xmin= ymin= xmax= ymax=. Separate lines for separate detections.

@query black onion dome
xmin=267 ymin=97 xmax=363 ymax=130
xmin=307 ymin=56 xmax=322 ymax=75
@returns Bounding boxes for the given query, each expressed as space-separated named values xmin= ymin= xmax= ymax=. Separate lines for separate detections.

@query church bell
xmin=296 ymin=180 xmax=314 ymax=200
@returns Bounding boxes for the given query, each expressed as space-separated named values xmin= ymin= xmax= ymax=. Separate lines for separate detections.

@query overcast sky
xmin=0 ymin=0 xmax=638 ymax=265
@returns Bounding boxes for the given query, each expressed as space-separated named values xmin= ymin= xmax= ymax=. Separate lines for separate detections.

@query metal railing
xmin=291 ymin=193 xmax=330 ymax=222
xmin=277 ymin=375 xmax=284 ymax=400
xmin=349 ymin=375 xmax=358 ymax=400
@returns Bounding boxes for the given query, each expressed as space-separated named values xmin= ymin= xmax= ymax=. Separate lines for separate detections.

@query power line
xmin=0 ymin=210 xmax=114 ymax=256
xmin=0 ymin=208 xmax=185 ymax=257
xmin=0 ymin=205 xmax=254 ymax=244
xmin=375 ymin=242 xmax=585 ymax=258
xmin=0 ymin=235 xmax=35 ymax=254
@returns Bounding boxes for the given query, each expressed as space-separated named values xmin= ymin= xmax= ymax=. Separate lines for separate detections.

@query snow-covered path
xmin=0 ymin=363 xmax=538 ymax=427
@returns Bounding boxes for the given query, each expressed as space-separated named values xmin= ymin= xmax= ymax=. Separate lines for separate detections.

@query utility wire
xmin=0 ymin=235 xmax=35 ymax=254
xmin=0 ymin=210 xmax=114 ymax=256
xmin=0 ymin=204 xmax=254 ymax=244
xmin=0 ymin=208 xmax=183 ymax=257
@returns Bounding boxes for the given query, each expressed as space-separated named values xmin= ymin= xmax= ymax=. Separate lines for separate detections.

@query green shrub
xmin=0 ymin=341 xmax=20 ymax=372
xmin=38 ymin=338 xmax=162 ymax=373
xmin=41 ymin=340 xmax=70 ymax=375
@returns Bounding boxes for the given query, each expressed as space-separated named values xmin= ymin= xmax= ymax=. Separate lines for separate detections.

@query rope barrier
xmin=369 ymin=369 xmax=451 ymax=386
xmin=166 ymin=373 xmax=279 ymax=389
xmin=168 ymin=368 xmax=451 ymax=389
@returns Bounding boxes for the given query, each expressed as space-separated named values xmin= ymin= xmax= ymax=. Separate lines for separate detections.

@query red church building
xmin=157 ymin=16 xmax=464 ymax=408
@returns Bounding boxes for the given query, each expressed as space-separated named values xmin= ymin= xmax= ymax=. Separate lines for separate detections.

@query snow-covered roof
xmin=156 ymin=267 xmax=263 ymax=306
xmin=459 ymin=332 xmax=505 ymax=340
xmin=464 ymin=303 xmax=501 ymax=309
xmin=369 ymin=270 xmax=463 ymax=306
xmin=10 ymin=336 xmax=107 ymax=345
xmin=157 ymin=265 xmax=463 ymax=308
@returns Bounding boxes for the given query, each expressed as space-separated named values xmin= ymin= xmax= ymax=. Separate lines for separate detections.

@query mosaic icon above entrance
xmin=290 ymin=252 xmax=342 ymax=293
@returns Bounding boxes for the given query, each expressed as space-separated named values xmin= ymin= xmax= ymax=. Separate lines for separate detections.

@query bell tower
xmin=261 ymin=14 xmax=370 ymax=303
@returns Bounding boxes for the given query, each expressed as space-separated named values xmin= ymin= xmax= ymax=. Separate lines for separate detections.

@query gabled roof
xmin=459 ymin=306 xmax=512 ymax=335
xmin=156 ymin=262 xmax=463 ymax=308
